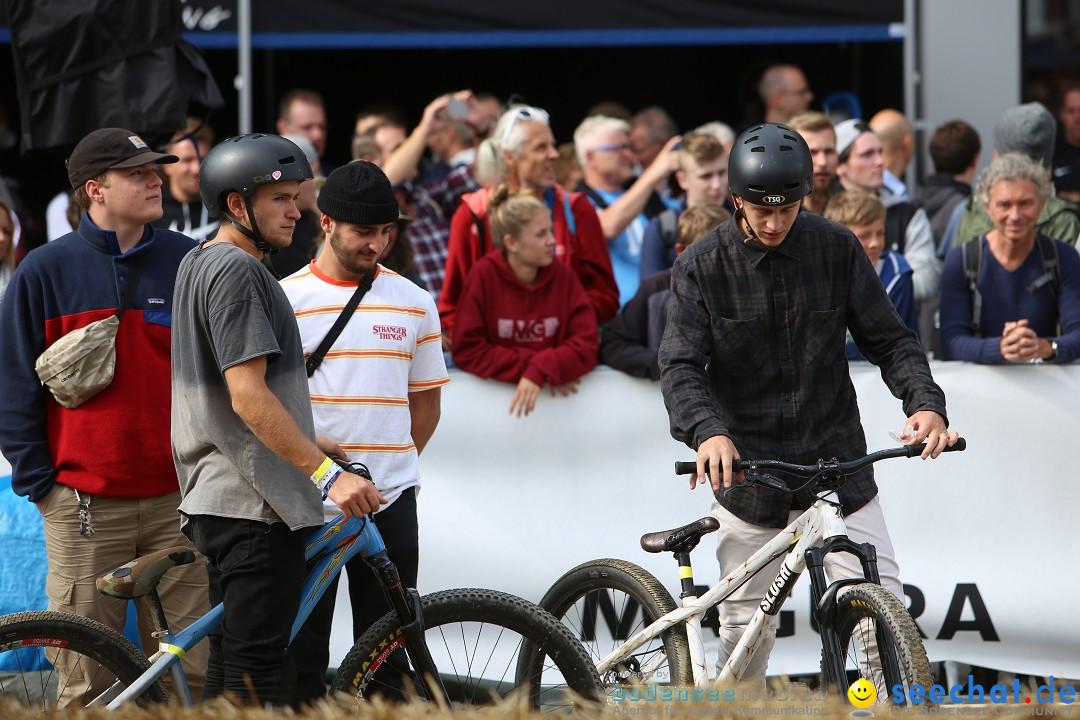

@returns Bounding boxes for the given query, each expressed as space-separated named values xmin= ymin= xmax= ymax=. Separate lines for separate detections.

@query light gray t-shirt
xmin=171 ymin=243 xmax=322 ymax=530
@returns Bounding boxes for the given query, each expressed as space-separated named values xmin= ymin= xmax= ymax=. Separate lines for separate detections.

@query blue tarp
xmin=0 ymin=475 xmax=142 ymax=672
xmin=0 ymin=474 xmax=48 ymax=615
xmin=0 ymin=474 xmax=49 ymax=671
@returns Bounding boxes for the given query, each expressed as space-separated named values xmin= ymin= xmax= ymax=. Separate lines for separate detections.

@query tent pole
xmin=238 ymin=0 xmax=252 ymax=133
xmin=903 ymin=0 xmax=920 ymax=189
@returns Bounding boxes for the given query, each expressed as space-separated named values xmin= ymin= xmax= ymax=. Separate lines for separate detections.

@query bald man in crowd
xmin=870 ymin=109 xmax=916 ymax=200
xmin=759 ymin=64 xmax=814 ymax=124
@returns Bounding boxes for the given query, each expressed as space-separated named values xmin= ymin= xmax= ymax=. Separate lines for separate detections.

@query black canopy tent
xmin=1 ymin=0 xmax=903 ymax=149
xmin=4 ymin=0 xmax=223 ymax=153
xmin=170 ymin=0 xmax=902 ymax=45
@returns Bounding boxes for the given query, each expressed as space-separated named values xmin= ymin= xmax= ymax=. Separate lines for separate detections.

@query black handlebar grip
xmin=903 ymin=436 xmax=967 ymax=457
xmin=674 ymin=459 xmax=749 ymax=476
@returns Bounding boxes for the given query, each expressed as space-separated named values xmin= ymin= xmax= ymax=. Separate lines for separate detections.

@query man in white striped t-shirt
xmin=281 ymin=161 xmax=448 ymax=705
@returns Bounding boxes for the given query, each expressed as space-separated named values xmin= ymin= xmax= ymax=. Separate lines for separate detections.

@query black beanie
xmin=317 ymin=161 xmax=400 ymax=225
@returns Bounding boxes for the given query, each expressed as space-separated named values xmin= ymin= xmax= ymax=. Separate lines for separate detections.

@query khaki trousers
xmin=40 ymin=485 xmax=209 ymax=704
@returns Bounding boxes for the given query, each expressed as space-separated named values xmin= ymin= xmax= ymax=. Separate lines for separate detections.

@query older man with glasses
xmin=573 ymin=114 xmax=682 ymax=306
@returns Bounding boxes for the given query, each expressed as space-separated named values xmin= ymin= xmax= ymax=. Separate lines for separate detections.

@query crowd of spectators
xmin=2 ymin=62 xmax=1080 ymax=403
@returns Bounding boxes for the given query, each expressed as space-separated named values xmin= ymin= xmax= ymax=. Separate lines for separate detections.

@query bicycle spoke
xmin=435 ymin=625 xmax=463 ymax=698
xmin=483 ymin=627 xmax=518 ymax=694
xmin=462 ymin=621 xmax=478 ymax=701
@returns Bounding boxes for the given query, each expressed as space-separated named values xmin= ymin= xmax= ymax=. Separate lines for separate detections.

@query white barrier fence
xmin=2 ymin=362 xmax=1076 ymax=678
xmin=326 ymin=363 xmax=1080 ymax=680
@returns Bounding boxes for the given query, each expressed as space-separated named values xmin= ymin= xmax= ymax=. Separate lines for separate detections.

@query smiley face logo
xmin=848 ymin=678 xmax=876 ymax=708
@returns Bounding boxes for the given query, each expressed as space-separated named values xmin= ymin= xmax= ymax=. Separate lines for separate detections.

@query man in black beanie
xmin=282 ymin=161 xmax=449 ymax=705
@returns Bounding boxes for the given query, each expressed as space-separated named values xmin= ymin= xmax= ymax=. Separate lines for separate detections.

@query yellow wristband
xmin=311 ymin=456 xmax=335 ymax=486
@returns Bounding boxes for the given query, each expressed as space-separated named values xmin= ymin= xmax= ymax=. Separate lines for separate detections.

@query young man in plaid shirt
xmin=659 ymin=122 xmax=960 ymax=683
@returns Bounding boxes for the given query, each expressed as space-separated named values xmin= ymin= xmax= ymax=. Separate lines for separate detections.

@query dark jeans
xmin=188 ymin=515 xmax=308 ymax=707
xmin=291 ymin=488 xmax=419 ymax=706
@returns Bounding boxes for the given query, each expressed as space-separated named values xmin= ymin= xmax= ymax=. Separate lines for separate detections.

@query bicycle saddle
xmin=640 ymin=516 xmax=720 ymax=554
xmin=96 ymin=546 xmax=196 ymax=599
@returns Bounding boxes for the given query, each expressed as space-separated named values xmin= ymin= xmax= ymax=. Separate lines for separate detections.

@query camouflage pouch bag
xmin=34 ymin=252 xmax=147 ymax=409
xmin=34 ymin=314 xmax=120 ymax=409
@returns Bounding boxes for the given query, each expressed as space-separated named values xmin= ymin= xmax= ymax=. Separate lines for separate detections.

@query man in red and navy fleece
xmin=0 ymin=127 xmax=209 ymax=703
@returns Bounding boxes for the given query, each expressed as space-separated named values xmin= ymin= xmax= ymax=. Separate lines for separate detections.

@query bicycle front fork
xmin=364 ymin=551 xmax=450 ymax=702
xmin=805 ymin=538 xmax=896 ymax=688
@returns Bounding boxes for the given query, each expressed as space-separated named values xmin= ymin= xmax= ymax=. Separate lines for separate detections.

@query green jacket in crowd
xmin=954 ymin=194 xmax=1080 ymax=247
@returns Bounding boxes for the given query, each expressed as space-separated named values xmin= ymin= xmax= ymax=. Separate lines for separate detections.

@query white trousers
xmin=710 ymin=496 xmax=903 ymax=682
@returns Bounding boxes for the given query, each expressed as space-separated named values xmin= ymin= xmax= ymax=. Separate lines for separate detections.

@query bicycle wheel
xmin=0 ymin=610 xmax=169 ymax=709
xmin=824 ymin=583 xmax=933 ymax=704
xmin=528 ymin=559 xmax=693 ymax=690
xmin=330 ymin=588 xmax=603 ymax=711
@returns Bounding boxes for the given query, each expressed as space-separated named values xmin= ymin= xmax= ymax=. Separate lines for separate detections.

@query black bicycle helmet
xmin=199 ymin=133 xmax=313 ymax=251
xmin=728 ymin=123 xmax=813 ymax=207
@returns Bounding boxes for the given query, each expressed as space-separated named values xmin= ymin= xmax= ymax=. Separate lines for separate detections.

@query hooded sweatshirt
xmin=440 ymin=185 xmax=618 ymax=338
xmin=451 ymin=250 xmax=599 ymax=386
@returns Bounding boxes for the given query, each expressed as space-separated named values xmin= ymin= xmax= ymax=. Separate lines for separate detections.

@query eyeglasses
xmin=500 ymin=106 xmax=550 ymax=147
xmin=591 ymin=142 xmax=634 ymax=154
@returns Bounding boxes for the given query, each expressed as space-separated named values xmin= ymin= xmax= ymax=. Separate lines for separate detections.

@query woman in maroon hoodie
xmin=452 ymin=186 xmax=599 ymax=417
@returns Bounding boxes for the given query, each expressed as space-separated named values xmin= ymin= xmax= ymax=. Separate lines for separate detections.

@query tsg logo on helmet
xmin=727 ymin=123 xmax=814 ymax=245
xmin=728 ymin=123 xmax=814 ymax=208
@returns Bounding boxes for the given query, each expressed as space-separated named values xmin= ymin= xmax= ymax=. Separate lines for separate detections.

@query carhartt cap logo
xmin=127 ymin=135 xmax=149 ymax=150
xmin=272 ymin=170 xmax=282 ymax=180
xmin=763 ymin=195 xmax=785 ymax=205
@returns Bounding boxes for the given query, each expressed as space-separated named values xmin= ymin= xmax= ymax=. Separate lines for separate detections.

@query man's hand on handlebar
xmin=696 ymin=435 xmax=744 ymax=492
xmin=900 ymin=411 xmax=959 ymax=460
xmin=328 ymin=472 xmax=387 ymax=519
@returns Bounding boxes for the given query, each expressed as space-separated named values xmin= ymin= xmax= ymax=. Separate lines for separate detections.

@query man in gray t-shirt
xmin=171 ymin=134 xmax=385 ymax=706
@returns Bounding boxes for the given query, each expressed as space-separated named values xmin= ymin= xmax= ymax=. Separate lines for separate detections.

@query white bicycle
xmin=519 ymin=440 xmax=966 ymax=701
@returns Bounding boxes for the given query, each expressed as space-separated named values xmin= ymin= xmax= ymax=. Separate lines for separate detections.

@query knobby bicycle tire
xmin=0 ymin=610 xmax=169 ymax=709
xmin=330 ymin=588 xmax=603 ymax=712
xmin=823 ymin=583 xmax=933 ymax=704
xmin=527 ymin=558 xmax=694 ymax=690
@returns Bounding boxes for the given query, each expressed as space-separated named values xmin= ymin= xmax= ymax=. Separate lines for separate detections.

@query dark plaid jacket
xmin=397 ymin=164 xmax=478 ymax=301
xmin=659 ymin=212 xmax=948 ymax=527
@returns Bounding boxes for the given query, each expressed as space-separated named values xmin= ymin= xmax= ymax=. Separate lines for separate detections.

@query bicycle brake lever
xmin=746 ymin=470 xmax=789 ymax=493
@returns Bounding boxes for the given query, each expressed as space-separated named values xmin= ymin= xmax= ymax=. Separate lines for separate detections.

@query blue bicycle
xmin=0 ymin=467 xmax=601 ymax=711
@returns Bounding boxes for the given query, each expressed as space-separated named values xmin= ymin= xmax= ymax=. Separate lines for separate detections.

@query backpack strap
xmin=885 ymin=201 xmax=919 ymax=254
xmin=561 ymin=191 xmax=577 ymax=237
xmin=962 ymin=236 xmax=983 ymax=337
xmin=115 ymin=251 xmax=149 ymax=320
xmin=642 ymin=191 xmax=668 ymax=220
xmin=468 ymin=207 xmax=488 ymax=255
xmin=1026 ymin=234 xmax=1060 ymax=296
xmin=577 ymin=182 xmax=610 ymax=210
xmin=658 ymin=209 xmax=678 ymax=249
xmin=305 ymin=271 xmax=375 ymax=377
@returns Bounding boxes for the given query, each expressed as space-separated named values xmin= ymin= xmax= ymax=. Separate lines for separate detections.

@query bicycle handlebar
xmin=674 ymin=437 xmax=966 ymax=478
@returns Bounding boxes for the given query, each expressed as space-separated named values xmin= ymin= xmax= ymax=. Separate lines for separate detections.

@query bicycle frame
xmin=104 ymin=513 xmax=394 ymax=708
xmin=596 ymin=488 xmax=878 ymax=687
